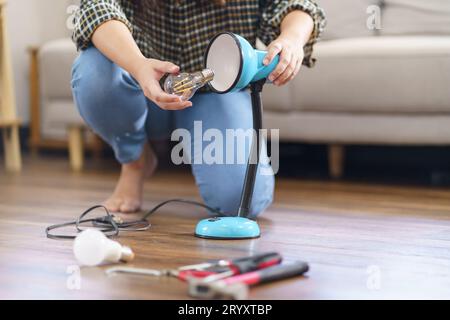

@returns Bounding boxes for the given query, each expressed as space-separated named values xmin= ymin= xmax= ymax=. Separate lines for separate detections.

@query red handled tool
xmin=105 ymin=252 xmax=282 ymax=282
xmin=178 ymin=252 xmax=283 ymax=281
xmin=189 ymin=261 xmax=310 ymax=299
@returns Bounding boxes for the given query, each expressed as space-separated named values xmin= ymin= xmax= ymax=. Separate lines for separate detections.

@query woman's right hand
xmin=131 ymin=57 xmax=192 ymax=110
xmin=91 ymin=21 xmax=190 ymax=110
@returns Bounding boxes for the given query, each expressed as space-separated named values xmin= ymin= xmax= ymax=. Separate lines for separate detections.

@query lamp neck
xmin=250 ymin=78 xmax=266 ymax=93
xmin=237 ymin=79 xmax=266 ymax=218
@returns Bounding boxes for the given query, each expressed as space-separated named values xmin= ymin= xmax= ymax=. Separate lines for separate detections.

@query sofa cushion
xmin=264 ymin=111 xmax=450 ymax=145
xmin=39 ymin=38 xmax=79 ymax=99
xmin=39 ymin=38 xmax=82 ymax=139
xmin=381 ymin=0 xmax=450 ymax=36
xmin=41 ymin=99 xmax=85 ymax=139
xmin=261 ymin=37 xmax=450 ymax=114
xmin=318 ymin=0 xmax=381 ymax=40
xmin=262 ymin=84 xmax=294 ymax=112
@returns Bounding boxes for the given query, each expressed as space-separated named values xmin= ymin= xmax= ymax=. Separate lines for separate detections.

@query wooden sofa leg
xmin=68 ymin=126 xmax=84 ymax=172
xmin=2 ymin=125 xmax=22 ymax=172
xmin=90 ymin=133 xmax=104 ymax=160
xmin=328 ymin=144 xmax=345 ymax=179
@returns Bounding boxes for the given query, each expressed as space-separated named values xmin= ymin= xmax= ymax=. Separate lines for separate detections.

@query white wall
xmin=6 ymin=0 xmax=76 ymax=123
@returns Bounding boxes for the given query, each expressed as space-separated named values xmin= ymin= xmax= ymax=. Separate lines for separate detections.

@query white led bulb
xmin=73 ymin=229 xmax=134 ymax=267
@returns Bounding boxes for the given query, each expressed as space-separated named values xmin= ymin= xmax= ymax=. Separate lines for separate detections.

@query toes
xmin=119 ymin=200 xmax=141 ymax=213
xmin=104 ymin=197 xmax=140 ymax=214
xmin=104 ymin=198 xmax=121 ymax=213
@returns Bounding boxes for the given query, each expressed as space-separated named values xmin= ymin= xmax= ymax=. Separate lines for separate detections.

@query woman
xmin=71 ymin=0 xmax=325 ymax=215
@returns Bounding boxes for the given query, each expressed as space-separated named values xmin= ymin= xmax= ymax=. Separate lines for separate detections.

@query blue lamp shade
xmin=205 ymin=32 xmax=279 ymax=93
xmin=195 ymin=217 xmax=261 ymax=239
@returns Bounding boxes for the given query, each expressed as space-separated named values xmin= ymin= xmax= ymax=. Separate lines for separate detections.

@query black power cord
xmin=45 ymin=199 xmax=224 ymax=240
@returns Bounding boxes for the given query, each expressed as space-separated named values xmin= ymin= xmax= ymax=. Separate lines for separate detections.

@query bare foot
xmin=104 ymin=144 xmax=158 ymax=213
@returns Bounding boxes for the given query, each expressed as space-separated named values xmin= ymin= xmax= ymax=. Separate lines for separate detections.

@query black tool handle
xmin=231 ymin=252 xmax=282 ymax=273
xmin=224 ymin=261 xmax=309 ymax=286
xmin=257 ymin=261 xmax=309 ymax=284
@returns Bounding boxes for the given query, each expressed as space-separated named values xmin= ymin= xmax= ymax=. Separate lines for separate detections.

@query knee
xmin=71 ymin=50 xmax=112 ymax=128
xmin=71 ymin=47 xmax=145 ymax=130
xmin=71 ymin=48 xmax=112 ymax=120
xmin=198 ymin=167 xmax=274 ymax=218
xmin=248 ymin=172 xmax=274 ymax=218
xmin=201 ymin=182 xmax=243 ymax=217
xmin=71 ymin=47 xmax=136 ymax=112
xmin=72 ymin=47 xmax=115 ymax=96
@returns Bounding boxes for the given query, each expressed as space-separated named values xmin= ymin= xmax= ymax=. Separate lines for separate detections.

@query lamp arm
xmin=237 ymin=79 xmax=266 ymax=217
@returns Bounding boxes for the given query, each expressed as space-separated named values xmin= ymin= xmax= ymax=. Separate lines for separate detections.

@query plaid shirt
xmin=73 ymin=0 xmax=326 ymax=74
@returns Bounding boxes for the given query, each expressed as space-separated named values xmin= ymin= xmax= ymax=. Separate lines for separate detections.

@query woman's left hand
xmin=263 ymin=36 xmax=304 ymax=86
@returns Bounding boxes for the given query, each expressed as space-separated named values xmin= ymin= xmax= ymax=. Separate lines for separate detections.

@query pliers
xmin=105 ymin=252 xmax=282 ymax=282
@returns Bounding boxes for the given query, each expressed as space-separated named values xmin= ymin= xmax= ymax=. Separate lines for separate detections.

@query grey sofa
xmin=263 ymin=0 xmax=450 ymax=177
xmin=34 ymin=0 xmax=450 ymax=175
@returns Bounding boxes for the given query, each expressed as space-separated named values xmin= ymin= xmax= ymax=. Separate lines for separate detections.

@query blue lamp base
xmin=195 ymin=217 xmax=261 ymax=240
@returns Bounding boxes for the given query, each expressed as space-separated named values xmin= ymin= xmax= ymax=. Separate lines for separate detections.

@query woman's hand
xmin=131 ymin=57 xmax=192 ymax=110
xmin=263 ymin=35 xmax=304 ymax=87
xmin=262 ymin=10 xmax=314 ymax=86
xmin=91 ymin=21 xmax=192 ymax=110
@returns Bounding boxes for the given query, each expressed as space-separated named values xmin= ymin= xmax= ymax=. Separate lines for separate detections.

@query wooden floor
xmin=1 ymin=155 xmax=450 ymax=300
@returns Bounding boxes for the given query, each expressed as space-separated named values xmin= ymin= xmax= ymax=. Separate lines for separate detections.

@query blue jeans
xmin=71 ymin=47 xmax=274 ymax=217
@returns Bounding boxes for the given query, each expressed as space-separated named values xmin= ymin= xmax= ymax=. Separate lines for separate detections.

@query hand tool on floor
xmin=189 ymin=261 xmax=310 ymax=300
xmin=105 ymin=252 xmax=282 ymax=282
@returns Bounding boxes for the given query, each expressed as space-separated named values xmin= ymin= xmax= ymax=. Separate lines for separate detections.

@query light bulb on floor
xmin=164 ymin=68 xmax=214 ymax=101
xmin=73 ymin=229 xmax=134 ymax=267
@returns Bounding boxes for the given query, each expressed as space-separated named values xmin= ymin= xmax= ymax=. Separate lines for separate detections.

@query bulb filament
xmin=164 ymin=69 xmax=215 ymax=101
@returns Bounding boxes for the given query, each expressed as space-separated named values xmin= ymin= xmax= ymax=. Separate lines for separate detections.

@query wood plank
xmin=0 ymin=156 xmax=449 ymax=299
xmin=0 ymin=0 xmax=22 ymax=172
xmin=0 ymin=0 xmax=17 ymax=120
xmin=28 ymin=46 xmax=41 ymax=150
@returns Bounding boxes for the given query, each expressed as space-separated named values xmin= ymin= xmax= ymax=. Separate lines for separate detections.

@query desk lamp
xmin=195 ymin=32 xmax=279 ymax=240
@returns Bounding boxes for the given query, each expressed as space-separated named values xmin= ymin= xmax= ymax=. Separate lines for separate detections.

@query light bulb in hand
xmin=164 ymin=69 xmax=214 ymax=101
xmin=73 ymin=229 xmax=134 ymax=267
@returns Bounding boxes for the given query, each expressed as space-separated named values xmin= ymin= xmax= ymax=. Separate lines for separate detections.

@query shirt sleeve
xmin=257 ymin=0 xmax=326 ymax=67
xmin=72 ymin=0 xmax=133 ymax=51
